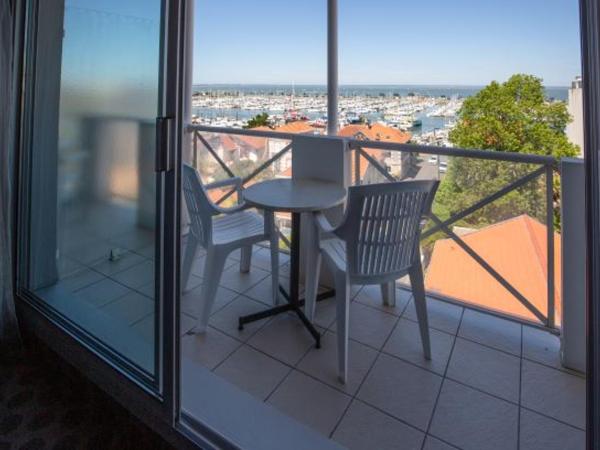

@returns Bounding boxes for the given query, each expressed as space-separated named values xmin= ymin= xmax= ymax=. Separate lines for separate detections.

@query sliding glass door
xmin=19 ymin=0 xmax=177 ymax=390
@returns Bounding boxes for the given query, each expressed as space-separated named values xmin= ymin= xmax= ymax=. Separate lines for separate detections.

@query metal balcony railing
xmin=187 ymin=124 xmax=302 ymax=248
xmin=186 ymin=124 xmax=559 ymax=332
xmin=348 ymin=139 xmax=558 ymax=331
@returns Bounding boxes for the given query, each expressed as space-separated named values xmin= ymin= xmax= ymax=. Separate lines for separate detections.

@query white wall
xmin=566 ymin=77 xmax=585 ymax=157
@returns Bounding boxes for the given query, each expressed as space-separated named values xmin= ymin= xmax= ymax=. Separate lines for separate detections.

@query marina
xmin=191 ymin=84 xmax=568 ymax=147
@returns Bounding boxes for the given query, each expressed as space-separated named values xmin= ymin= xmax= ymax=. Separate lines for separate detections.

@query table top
xmin=243 ymin=178 xmax=347 ymax=213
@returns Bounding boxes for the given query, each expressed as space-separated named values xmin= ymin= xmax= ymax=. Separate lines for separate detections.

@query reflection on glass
xmin=26 ymin=0 xmax=161 ymax=376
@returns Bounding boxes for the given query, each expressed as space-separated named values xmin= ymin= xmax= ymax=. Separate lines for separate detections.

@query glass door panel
xmin=22 ymin=0 xmax=166 ymax=386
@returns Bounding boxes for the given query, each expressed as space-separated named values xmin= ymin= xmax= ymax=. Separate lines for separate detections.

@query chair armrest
xmin=314 ymin=212 xmax=338 ymax=234
xmin=214 ymin=203 xmax=250 ymax=214
xmin=204 ymin=176 xmax=243 ymax=192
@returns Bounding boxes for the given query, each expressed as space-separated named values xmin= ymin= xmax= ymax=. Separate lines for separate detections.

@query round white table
xmin=239 ymin=178 xmax=347 ymax=347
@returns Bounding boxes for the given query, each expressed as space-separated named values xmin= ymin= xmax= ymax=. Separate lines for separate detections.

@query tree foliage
xmin=244 ymin=112 xmax=270 ymax=129
xmin=434 ymin=74 xmax=579 ymax=228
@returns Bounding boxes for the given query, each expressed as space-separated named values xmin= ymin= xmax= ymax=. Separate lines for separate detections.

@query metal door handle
xmin=156 ymin=116 xmax=174 ymax=172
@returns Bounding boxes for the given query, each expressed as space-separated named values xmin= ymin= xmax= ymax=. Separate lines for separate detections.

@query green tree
xmin=434 ymin=74 xmax=579 ymax=228
xmin=244 ymin=112 xmax=270 ymax=129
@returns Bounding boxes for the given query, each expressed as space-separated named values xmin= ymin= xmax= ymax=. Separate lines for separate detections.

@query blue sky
xmin=64 ymin=0 xmax=582 ymax=87
xmin=194 ymin=0 xmax=582 ymax=86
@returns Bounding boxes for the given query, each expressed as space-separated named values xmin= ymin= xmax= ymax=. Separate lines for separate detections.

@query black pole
xmin=237 ymin=210 xmax=324 ymax=347
xmin=289 ymin=212 xmax=301 ymax=304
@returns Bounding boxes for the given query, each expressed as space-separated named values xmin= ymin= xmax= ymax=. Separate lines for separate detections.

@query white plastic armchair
xmin=182 ymin=164 xmax=280 ymax=333
xmin=305 ymin=180 xmax=439 ymax=383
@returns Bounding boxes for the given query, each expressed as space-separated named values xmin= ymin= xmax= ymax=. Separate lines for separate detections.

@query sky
xmin=193 ymin=0 xmax=582 ymax=86
xmin=63 ymin=0 xmax=583 ymax=88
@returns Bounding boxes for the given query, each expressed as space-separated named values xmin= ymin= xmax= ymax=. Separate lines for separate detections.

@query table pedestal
xmin=238 ymin=212 xmax=334 ymax=348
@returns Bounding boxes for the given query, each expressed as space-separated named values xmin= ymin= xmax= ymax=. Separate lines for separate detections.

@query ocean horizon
xmin=192 ymin=83 xmax=569 ymax=101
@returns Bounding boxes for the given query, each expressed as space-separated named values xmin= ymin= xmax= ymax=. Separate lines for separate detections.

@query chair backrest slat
xmin=341 ymin=180 xmax=439 ymax=281
xmin=183 ymin=164 xmax=216 ymax=248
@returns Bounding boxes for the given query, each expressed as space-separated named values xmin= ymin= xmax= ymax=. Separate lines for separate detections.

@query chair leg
xmin=409 ymin=263 xmax=431 ymax=360
xmin=194 ymin=248 xmax=228 ymax=333
xmin=182 ymin=235 xmax=199 ymax=293
xmin=380 ymin=282 xmax=396 ymax=307
xmin=335 ymin=271 xmax=351 ymax=384
xmin=304 ymin=215 xmax=321 ymax=321
xmin=269 ymin=227 xmax=280 ymax=306
xmin=240 ymin=245 xmax=252 ymax=273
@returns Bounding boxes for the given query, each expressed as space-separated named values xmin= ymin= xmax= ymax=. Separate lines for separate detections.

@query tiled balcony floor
xmin=181 ymin=248 xmax=586 ymax=450
xmin=36 ymin=206 xmax=585 ymax=450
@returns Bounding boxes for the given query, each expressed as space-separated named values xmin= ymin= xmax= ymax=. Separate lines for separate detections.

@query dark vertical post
xmin=580 ymin=0 xmax=600 ymax=446
xmin=193 ymin=131 xmax=198 ymax=169
xmin=289 ymin=212 xmax=301 ymax=304
xmin=354 ymin=146 xmax=361 ymax=185
xmin=28 ymin=0 xmax=64 ymax=290
xmin=161 ymin=0 xmax=185 ymax=423
xmin=546 ymin=164 xmax=555 ymax=328
xmin=327 ymin=0 xmax=338 ymax=135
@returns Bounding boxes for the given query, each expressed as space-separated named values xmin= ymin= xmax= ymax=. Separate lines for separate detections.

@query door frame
xmin=582 ymin=0 xmax=600 ymax=448
xmin=159 ymin=0 xmax=184 ymax=424
xmin=12 ymin=0 xmax=183 ymax=412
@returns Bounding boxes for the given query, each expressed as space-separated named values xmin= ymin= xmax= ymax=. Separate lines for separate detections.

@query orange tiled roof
xmin=219 ymin=134 xmax=239 ymax=152
xmin=338 ymin=123 xmax=411 ymax=144
xmin=425 ymin=214 xmax=562 ymax=324
xmin=238 ymin=122 xmax=317 ymax=148
xmin=279 ymin=166 xmax=292 ymax=178
xmin=274 ymin=121 xmax=318 ymax=134
xmin=246 ymin=121 xmax=317 ymax=135
xmin=232 ymin=133 xmax=267 ymax=150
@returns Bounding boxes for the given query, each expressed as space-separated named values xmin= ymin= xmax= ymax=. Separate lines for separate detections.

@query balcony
xmin=9 ymin=1 xmax=593 ymax=449
xmin=25 ymin=120 xmax=585 ymax=449
xmin=176 ymin=126 xmax=585 ymax=450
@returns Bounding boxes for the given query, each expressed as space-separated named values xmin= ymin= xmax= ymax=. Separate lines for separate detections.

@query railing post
xmin=560 ymin=158 xmax=586 ymax=372
xmin=193 ymin=131 xmax=198 ymax=169
xmin=546 ymin=164 xmax=556 ymax=328
xmin=354 ymin=145 xmax=361 ymax=185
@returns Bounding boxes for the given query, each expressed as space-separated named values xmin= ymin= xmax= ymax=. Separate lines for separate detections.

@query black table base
xmin=238 ymin=212 xmax=334 ymax=348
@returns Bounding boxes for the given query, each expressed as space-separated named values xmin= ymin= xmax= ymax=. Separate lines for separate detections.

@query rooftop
xmin=426 ymin=214 xmax=562 ymax=324
xmin=338 ymin=123 xmax=412 ymax=144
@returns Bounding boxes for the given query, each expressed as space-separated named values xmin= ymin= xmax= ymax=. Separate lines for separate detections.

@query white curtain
xmin=0 ymin=0 xmax=21 ymax=350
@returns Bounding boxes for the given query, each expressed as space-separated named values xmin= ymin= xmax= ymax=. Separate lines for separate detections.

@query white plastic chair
xmin=305 ymin=180 xmax=439 ymax=383
xmin=182 ymin=164 xmax=279 ymax=332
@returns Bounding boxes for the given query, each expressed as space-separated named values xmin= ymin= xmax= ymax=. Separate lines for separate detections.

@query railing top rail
xmin=187 ymin=123 xmax=557 ymax=166
xmin=187 ymin=124 xmax=340 ymax=143
xmin=348 ymin=139 xmax=557 ymax=165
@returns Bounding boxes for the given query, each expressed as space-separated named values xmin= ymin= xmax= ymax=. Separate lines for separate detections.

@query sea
xmin=192 ymin=84 xmax=568 ymax=101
